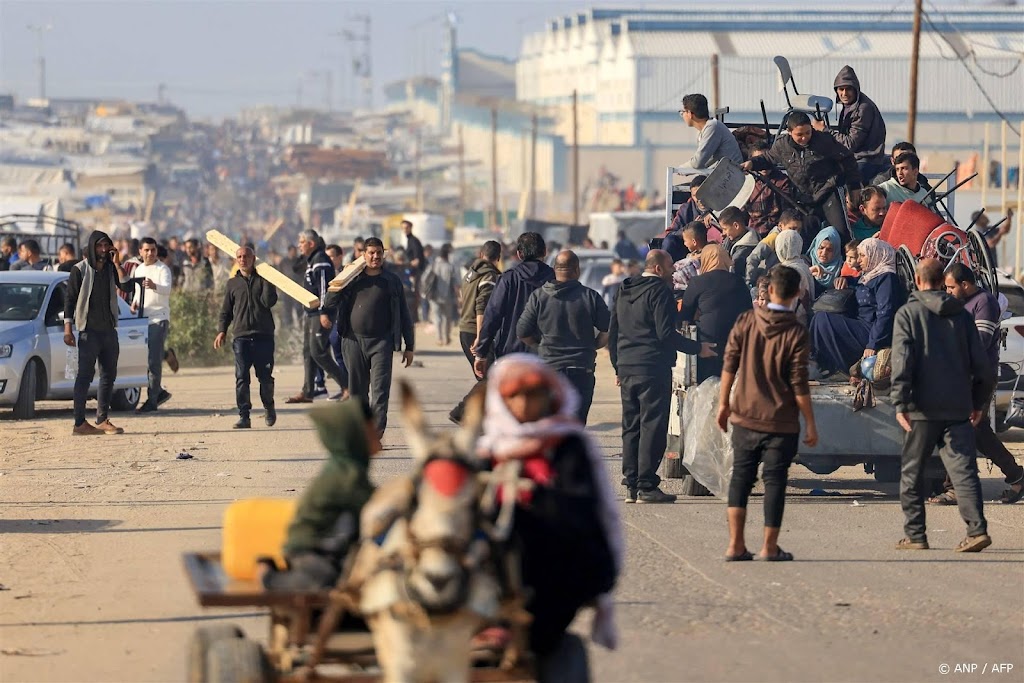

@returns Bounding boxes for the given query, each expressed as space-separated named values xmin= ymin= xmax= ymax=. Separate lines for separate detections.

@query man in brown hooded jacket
xmin=717 ymin=265 xmax=818 ymax=562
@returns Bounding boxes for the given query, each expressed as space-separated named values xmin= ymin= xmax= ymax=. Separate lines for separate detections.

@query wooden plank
xmin=206 ymin=229 xmax=320 ymax=308
xmin=328 ymin=256 xmax=366 ymax=292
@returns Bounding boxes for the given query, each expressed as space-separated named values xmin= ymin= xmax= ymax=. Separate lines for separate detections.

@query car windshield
xmin=1003 ymin=287 xmax=1024 ymax=318
xmin=0 ymin=283 xmax=48 ymax=321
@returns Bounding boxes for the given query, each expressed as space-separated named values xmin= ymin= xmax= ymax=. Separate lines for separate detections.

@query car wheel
xmin=12 ymin=359 xmax=39 ymax=419
xmin=110 ymin=386 xmax=141 ymax=412
xmin=995 ymin=412 xmax=1011 ymax=434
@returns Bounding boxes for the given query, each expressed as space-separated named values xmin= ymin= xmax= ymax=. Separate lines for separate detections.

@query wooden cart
xmin=182 ymin=552 xmax=539 ymax=683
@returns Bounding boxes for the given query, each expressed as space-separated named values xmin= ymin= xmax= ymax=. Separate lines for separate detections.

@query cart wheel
xmin=896 ymin=246 xmax=917 ymax=295
xmin=188 ymin=624 xmax=244 ymax=683
xmin=967 ymin=228 xmax=999 ymax=297
xmin=873 ymin=460 xmax=902 ymax=484
xmin=537 ymin=634 xmax=590 ymax=683
xmin=663 ymin=454 xmax=685 ymax=479
xmin=206 ymin=638 xmax=271 ymax=683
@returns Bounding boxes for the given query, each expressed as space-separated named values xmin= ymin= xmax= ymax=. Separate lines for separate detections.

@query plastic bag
xmin=65 ymin=347 xmax=78 ymax=380
xmin=681 ymin=377 xmax=733 ymax=500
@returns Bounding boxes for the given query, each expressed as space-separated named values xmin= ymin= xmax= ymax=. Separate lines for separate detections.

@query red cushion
xmin=881 ymin=201 xmax=945 ymax=256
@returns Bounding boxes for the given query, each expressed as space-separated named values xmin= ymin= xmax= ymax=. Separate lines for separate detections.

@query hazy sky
xmin=0 ymin=0 xmax=953 ymax=119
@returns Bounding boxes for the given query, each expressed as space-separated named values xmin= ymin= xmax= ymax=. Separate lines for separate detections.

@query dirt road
xmin=2 ymin=339 xmax=1022 ymax=683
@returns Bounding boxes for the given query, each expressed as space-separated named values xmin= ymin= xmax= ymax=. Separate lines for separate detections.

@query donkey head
xmin=398 ymin=380 xmax=485 ymax=613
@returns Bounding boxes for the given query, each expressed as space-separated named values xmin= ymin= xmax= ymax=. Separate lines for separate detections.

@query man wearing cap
xmin=517 ymin=250 xmax=610 ymax=424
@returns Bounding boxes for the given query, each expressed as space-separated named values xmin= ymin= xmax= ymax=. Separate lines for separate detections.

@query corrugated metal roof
xmin=627 ymin=31 xmax=717 ymax=58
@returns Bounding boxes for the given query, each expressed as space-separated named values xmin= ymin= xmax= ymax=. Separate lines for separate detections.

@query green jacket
xmin=284 ymin=400 xmax=374 ymax=557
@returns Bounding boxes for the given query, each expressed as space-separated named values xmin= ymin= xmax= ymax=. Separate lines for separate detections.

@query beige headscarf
xmin=858 ymin=238 xmax=897 ymax=284
xmin=698 ymin=243 xmax=733 ymax=275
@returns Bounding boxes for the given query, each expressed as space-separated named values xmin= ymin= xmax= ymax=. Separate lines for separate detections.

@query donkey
xmin=345 ymin=381 xmax=529 ymax=683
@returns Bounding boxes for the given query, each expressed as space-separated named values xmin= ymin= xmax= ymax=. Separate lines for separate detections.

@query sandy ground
xmin=1 ymin=334 xmax=1022 ymax=683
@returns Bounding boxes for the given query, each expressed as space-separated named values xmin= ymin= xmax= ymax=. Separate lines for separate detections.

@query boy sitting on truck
xmin=261 ymin=399 xmax=379 ymax=591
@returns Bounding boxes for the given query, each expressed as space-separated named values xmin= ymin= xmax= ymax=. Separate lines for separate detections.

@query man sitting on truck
xmin=878 ymin=153 xmax=936 ymax=210
xmin=680 ymin=93 xmax=743 ymax=170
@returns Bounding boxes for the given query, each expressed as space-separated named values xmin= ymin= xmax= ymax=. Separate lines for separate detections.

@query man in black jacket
xmin=63 ymin=230 xmax=134 ymax=436
xmin=517 ymin=250 xmax=610 ymax=424
xmin=326 ymin=237 xmax=415 ymax=436
xmin=472 ymin=232 xmax=554 ymax=378
xmin=287 ymin=230 xmax=347 ymax=404
xmin=214 ymin=246 xmax=279 ymax=429
xmin=891 ymin=259 xmax=993 ymax=553
xmin=609 ymin=249 xmax=717 ymax=503
xmin=812 ymin=65 xmax=888 ymax=181
xmin=744 ymin=112 xmax=862 ymax=240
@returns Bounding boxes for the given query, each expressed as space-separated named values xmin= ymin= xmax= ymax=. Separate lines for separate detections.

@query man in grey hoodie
xmin=517 ymin=250 xmax=610 ymax=424
xmin=890 ymin=259 xmax=993 ymax=553
xmin=812 ymin=65 xmax=888 ymax=181
xmin=63 ymin=230 xmax=134 ymax=436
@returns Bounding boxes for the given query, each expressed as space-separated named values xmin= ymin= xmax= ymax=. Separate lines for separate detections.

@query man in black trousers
xmin=214 ymin=246 xmax=278 ymax=429
xmin=609 ymin=249 xmax=717 ymax=504
xmin=517 ymin=250 xmax=610 ymax=424
xmin=891 ymin=258 xmax=993 ymax=553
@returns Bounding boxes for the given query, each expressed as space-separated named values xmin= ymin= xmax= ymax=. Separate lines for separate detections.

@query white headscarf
xmin=477 ymin=354 xmax=623 ymax=650
xmin=774 ymin=230 xmax=816 ymax=297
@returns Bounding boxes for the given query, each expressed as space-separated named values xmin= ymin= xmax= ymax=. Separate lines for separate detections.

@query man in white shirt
xmin=878 ymin=152 xmax=936 ymax=210
xmin=131 ymin=237 xmax=174 ymax=412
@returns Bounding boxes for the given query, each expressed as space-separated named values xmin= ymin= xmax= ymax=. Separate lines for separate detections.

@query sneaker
xmin=136 ymin=402 xmax=158 ymax=414
xmin=156 ymin=390 xmax=172 ymax=407
xmin=895 ymin=538 xmax=930 ymax=550
xmin=96 ymin=420 xmax=124 ymax=435
xmin=312 ymin=386 xmax=328 ymax=398
xmin=624 ymin=487 xmax=638 ymax=504
xmin=955 ymin=534 xmax=992 ymax=553
xmin=264 ymin=406 xmax=277 ymax=427
xmin=73 ymin=422 xmax=104 ymax=436
xmin=165 ymin=348 xmax=179 ymax=373
xmin=637 ymin=487 xmax=677 ymax=504
xmin=233 ymin=417 xmax=252 ymax=429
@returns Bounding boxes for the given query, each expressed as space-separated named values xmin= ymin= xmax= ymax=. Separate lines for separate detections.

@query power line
xmin=922 ymin=8 xmax=1020 ymax=136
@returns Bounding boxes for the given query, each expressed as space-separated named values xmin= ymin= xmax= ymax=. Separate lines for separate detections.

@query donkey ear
xmin=399 ymin=379 xmax=432 ymax=460
xmin=454 ymin=380 xmax=486 ymax=454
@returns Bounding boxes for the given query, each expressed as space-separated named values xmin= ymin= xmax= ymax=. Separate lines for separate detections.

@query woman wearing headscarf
xmin=773 ymin=229 xmax=814 ymax=324
xmin=476 ymin=354 xmax=622 ymax=667
xmin=809 ymin=237 xmax=906 ymax=377
xmin=807 ymin=226 xmax=843 ymax=294
xmin=680 ymin=244 xmax=753 ymax=382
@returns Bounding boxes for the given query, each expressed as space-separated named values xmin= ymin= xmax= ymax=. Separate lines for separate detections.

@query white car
xmin=0 ymin=271 xmax=149 ymax=418
xmin=994 ymin=273 xmax=1024 ymax=431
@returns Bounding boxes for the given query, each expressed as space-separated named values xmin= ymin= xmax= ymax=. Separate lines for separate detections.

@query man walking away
xmin=449 ymin=241 xmax=502 ymax=424
xmin=421 ymin=243 xmax=461 ymax=346
xmin=891 ymin=259 xmax=993 ymax=552
xmin=215 ymin=247 xmax=278 ymax=429
xmin=63 ymin=230 xmax=134 ymax=436
xmin=287 ymin=230 xmax=347 ymax=404
xmin=517 ymin=250 xmax=610 ymax=424
xmin=609 ymin=249 xmax=717 ymax=503
xmin=929 ymin=264 xmax=1024 ymax=505
xmin=717 ymin=266 xmax=818 ymax=561
xmin=402 ymin=220 xmax=425 ymax=275
xmin=132 ymin=237 xmax=174 ymax=412
xmin=326 ymin=237 xmax=415 ymax=437
xmin=473 ymin=232 xmax=555 ymax=378
xmin=680 ymin=93 xmax=743 ymax=169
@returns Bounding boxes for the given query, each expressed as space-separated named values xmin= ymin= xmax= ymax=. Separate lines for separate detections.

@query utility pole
xmin=530 ymin=113 xmax=538 ymax=219
xmin=572 ymin=90 xmax=579 ymax=227
xmin=157 ymin=83 xmax=167 ymax=106
xmin=908 ymin=0 xmax=923 ymax=143
xmin=491 ymin=108 xmax=499 ymax=229
xmin=711 ymin=53 xmax=720 ymax=113
xmin=457 ymin=125 xmax=466 ymax=215
xmin=414 ymin=127 xmax=423 ymax=212
xmin=344 ymin=15 xmax=373 ymax=110
xmin=27 ymin=24 xmax=52 ymax=100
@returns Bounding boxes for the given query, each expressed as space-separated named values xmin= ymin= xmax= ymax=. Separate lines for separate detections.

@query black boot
xmin=264 ymin=405 xmax=277 ymax=427
xmin=233 ymin=416 xmax=252 ymax=429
